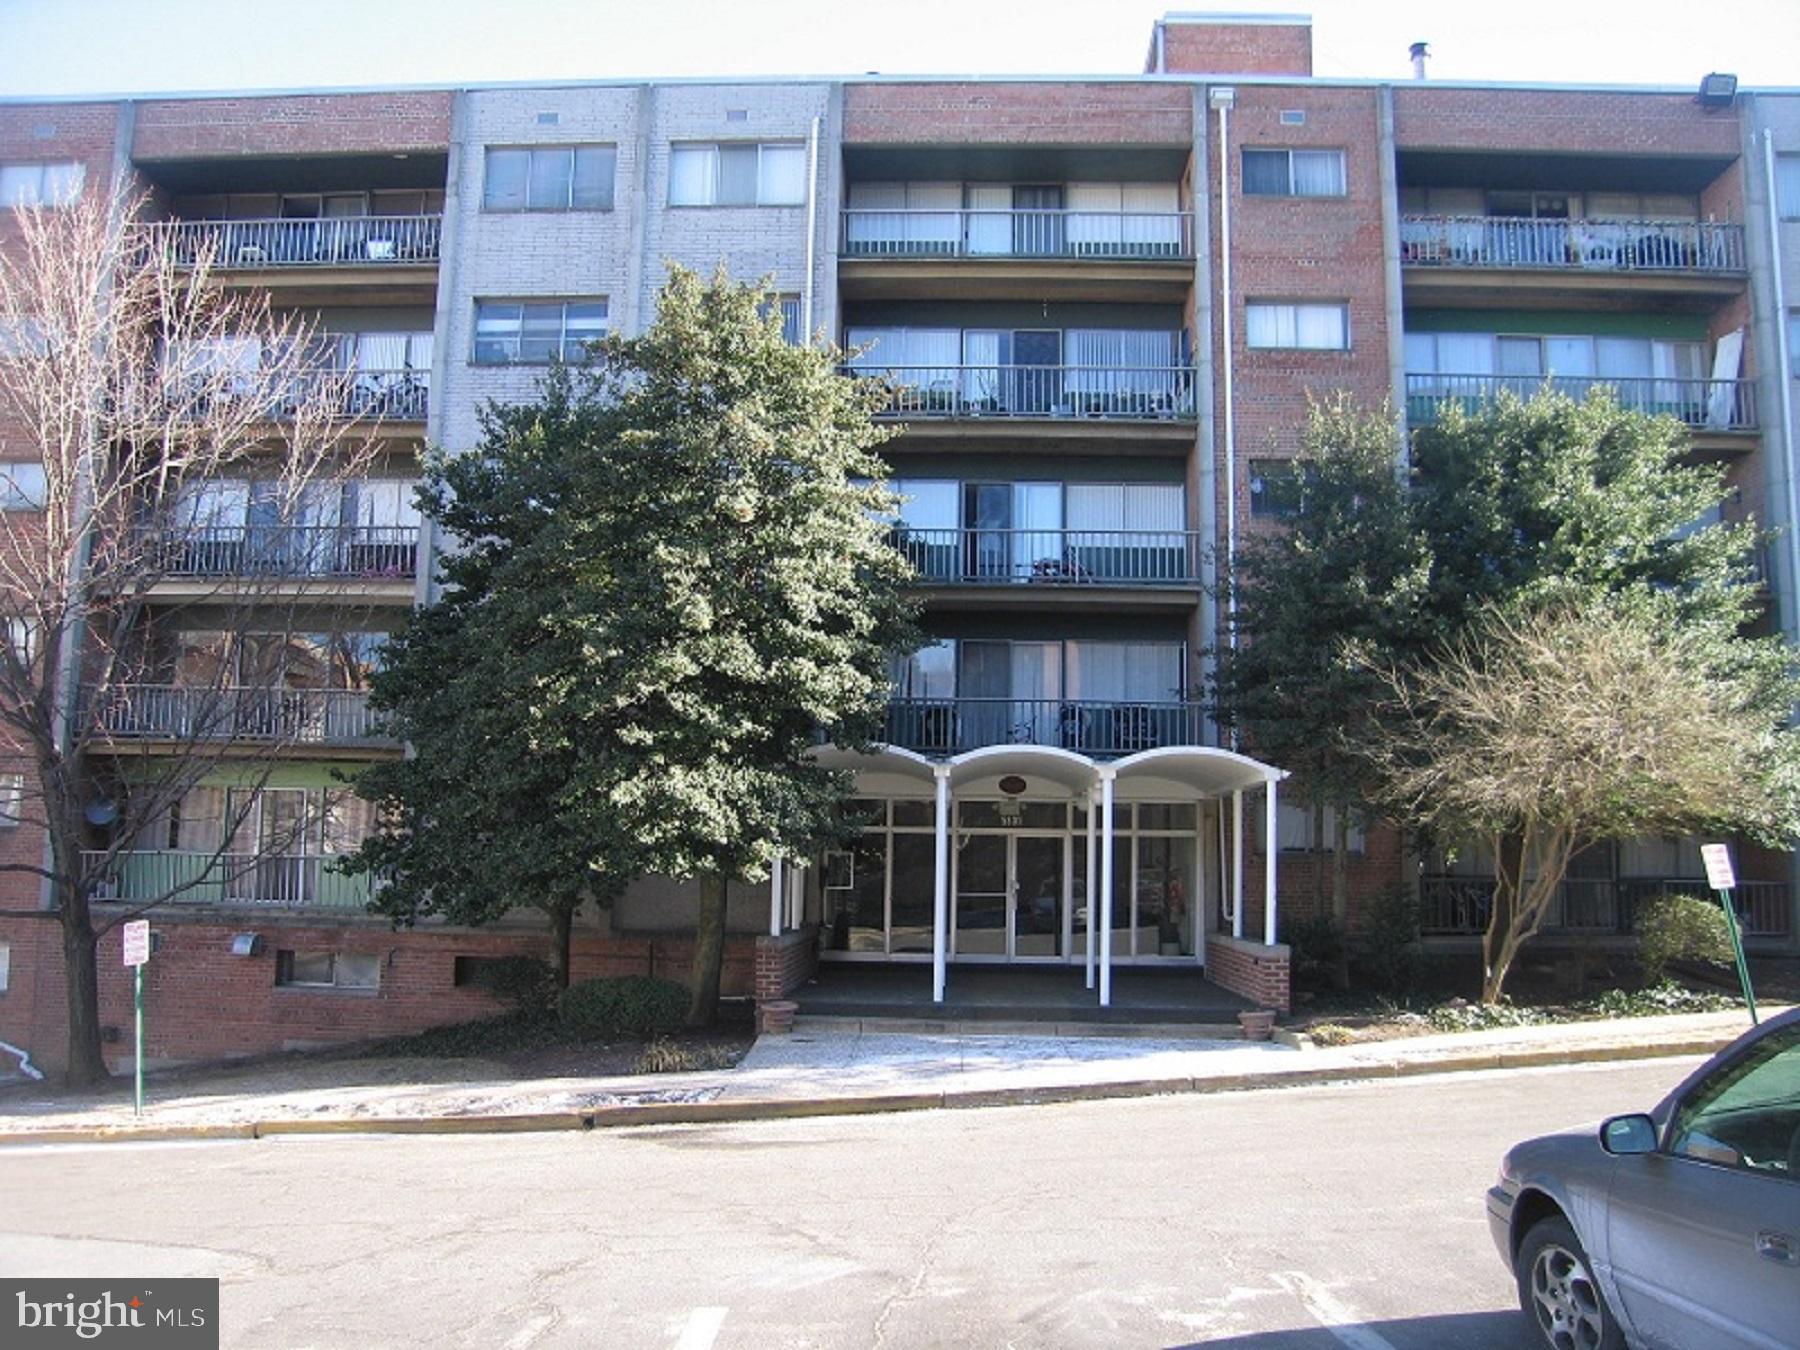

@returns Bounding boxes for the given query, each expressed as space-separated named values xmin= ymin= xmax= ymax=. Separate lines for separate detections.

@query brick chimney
xmin=1146 ymin=12 xmax=1314 ymax=77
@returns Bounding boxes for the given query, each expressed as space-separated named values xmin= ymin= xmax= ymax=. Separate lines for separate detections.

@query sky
xmin=0 ymin=0 xmax=1797 ymax=98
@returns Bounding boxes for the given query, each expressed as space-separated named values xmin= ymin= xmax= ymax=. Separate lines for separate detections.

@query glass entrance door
xmin=954 ymin=833 xmax=1066 ymax=961
xmin=1012 ymin=835 xmax=1065 ymax=959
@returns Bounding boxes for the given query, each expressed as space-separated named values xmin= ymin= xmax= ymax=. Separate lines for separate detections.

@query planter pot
xmin=758 ymin=999 xmax=799 ymax=1036
xmin=1238 ymin=1009 xmax=1277 ymax=1042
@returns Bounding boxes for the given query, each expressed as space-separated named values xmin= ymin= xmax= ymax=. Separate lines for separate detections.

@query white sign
xmin=121 ymin=920 xmax=151 ymax=968
xmin=1701 ymin=843 xmax=1736 ymax=893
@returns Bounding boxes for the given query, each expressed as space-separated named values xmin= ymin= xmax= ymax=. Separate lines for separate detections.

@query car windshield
xmin=1670 ymin=1024 xmax=1800 ymax=1177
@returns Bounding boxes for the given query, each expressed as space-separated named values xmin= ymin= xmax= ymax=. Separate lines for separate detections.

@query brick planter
xmin=757 ymin=999 xmax=799 ymax=1035
xmin=1238 ymin=1008 xmax=1277 ymax=1041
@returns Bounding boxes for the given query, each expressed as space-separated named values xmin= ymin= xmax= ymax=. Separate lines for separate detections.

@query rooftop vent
xmin=1409 ymin=41 xmax=1430 ymax=81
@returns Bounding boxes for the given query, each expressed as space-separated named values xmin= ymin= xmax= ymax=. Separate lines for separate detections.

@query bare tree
xmin=1363 ymin=600 xmax=1800 ymax=1004
xmin=0 ymin=188 xmax=382 ymax=1084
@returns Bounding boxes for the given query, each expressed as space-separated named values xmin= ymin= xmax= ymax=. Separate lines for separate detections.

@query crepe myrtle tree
xmin=1366 ymin=597 xmax=1800 ymax=1004
xmin=0 ymin=188 xmax=381 ymax=1085
xmin=349 ymin=267 xmax=920 ymax=1021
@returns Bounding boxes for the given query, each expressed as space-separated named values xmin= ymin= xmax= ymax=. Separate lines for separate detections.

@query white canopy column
xmin=1084 ymin=784 xmax=1097 ymax=990
xmin=768 ymin=856 xmax=785 ymax=937
xmin=1264 ymin=777 xmax=1279 ymax=945
xmin=933 ymin=763 xmax=951 ymax=1004
xmin=1098 ymin=766 xmax=1117 ymax=1007
xmin=1232 ymin=789 xmax=1245 ymax=940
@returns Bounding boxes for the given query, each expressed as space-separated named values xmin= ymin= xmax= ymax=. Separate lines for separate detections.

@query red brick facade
xmin=753 ymin=924 xmax=820 ymax=1003
xmin=1204 ymin=933 xmax=1292 ymax=1012
xmin=131 ymin=91 xmax=451 ymax=160
xmin=1154 ymin=20 xmax=1313 ymax=78
xmin=842 ymin=83 xmax=1191 ymax=146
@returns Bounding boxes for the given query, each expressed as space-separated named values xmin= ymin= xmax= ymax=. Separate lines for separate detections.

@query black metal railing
xmin=1419 ymin=874 xmax=1791 ymax=938
xmin=852 ymin=363 xmax=1196 ymax=421
xmin=140 ymin=524 xmax=419 ymax=580
xmin=893 ymin=527 xmax=1200 ymax=587
xmin=884 ymin=697 xmax=1204 ymax=758
xmin=89 ymin=685 xmax=391 ymax=745
xmin=1405 ymin=373 xmax=1757 ymax=432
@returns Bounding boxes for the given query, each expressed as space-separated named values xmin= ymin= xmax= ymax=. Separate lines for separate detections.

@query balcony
xmin=86 ymin=850 xmax=373 ymax=911
xmin=1420 ymin=874 xmax=1791 ymax=939
xmin=895 ymin=527 xmax=1200 ymax=593
xmin=1405 ymin=374 xmax=1756 ymax=434
xmin=885 ymin=698 xmax=1205 ymax=758
xmin=1399 ymin=216 xmax=1746 ymax=306
xmin=89 ymin=685 xmax=393 ymax=748
xmin=839 ymin=209 xmax=1193 ymax=303
xmin=861 ymin=365 xmax=1196 ymax=424
xmin=141 ymin=524 xmax=420 ymax=584
xmin=173 ymin=368 xmax=428 ymax=426
xmin=149 ymin=215 xmax=443 ymax=269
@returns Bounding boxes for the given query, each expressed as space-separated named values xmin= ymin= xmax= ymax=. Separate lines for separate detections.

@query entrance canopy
xmin=808 ymin=741 xmax=1288 ymax=1008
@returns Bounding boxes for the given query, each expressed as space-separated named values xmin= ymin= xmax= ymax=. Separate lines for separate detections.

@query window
xmin=1670 ymin=1023 xmax=1800 ymax=1177
xmin=1243 ymin=149 xmax=1345 ymax=198
xmin=1246 ymin=302 xmax=1348 ymax=351
xmin=0 ymin=161 xmax=84 ymax=208
xmin=0 ymin=315 xmax=48 ymax=359
xmin=1271 ymin=801 xmax=1366 ymax=854
xmin=0 ymin=462 xmax=45 ymax=511
xmin=1777 ymin=155 xmax=1800 ymax=220
xmin=1791 ymin=313 xmax=1800 ymax=379
xmin=779 ymin=296 xmax=803 ymax=346
xmin=0 ymin=773 xmax=22 ymax=827
xmin=1248 ymin=459 xmax=1313 ymax=519
xmin=0 ymin=941 xmax=8 ymax=993
xmin=473 ymin=299 xmax=608 ymax=363
xmin=4 ymin=618 xmax=37 ymax=666
xmin=483 ymin=145 xmax=616 ymax=211
xmin=275 ymin=949 xmax=381 ymax=990
xmin=669 ymin=142 xmax=806 ymax=206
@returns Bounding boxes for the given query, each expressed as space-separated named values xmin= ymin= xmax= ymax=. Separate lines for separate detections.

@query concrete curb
xmin=0 ymin=1028 xmax=1740 ymax=1147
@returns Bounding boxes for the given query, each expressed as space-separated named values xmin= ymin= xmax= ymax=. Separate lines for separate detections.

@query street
xmin=0 ymin=1058 xmax=1699 ymax=1348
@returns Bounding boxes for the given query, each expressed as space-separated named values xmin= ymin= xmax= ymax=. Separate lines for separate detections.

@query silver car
xmin=1488 ymin=1006 xmax=1800 ymax=1349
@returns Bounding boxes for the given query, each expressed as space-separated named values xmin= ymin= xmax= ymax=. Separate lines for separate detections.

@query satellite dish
xmin=85 ymin=798 xmax=118 ymax=827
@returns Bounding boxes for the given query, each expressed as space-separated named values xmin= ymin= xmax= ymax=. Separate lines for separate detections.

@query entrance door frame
xmin=950 ymin=827 xmax=1069 ymax=963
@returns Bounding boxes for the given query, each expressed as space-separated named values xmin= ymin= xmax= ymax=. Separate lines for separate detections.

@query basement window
xmin=275 ymin=950 xmax=381 ymax=990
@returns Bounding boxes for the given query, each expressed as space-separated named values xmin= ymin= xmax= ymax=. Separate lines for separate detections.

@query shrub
xmin=1637 ymin=894 xmax=1734 ymax=983
xmin=1424 ymin=998 xmax=1551 ymax=1033
xmin=1581 ymin=981 xmax=1736 ymax=1019
xmin=633 ymin=1037 xmax=742 ymax=1074
xmin=1351 ymin=890 xmax=1423 ymax=992
xmin=467 ymin=955 xmax=557 ymax=1013
xmin=1280 ymin=913 xmax=1346 ymax=990
xmin=557 ymin=976 xmax=690 ymax=1039
xmin=1307 ymin=1022 xmax=1358 ymax=1047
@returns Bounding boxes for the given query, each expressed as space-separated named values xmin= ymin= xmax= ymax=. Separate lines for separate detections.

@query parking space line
xmin=675 ymin=1306 xmax=728 ymax=1350
xmin=1272 ymin=1272 xmax=1402 ymax=1350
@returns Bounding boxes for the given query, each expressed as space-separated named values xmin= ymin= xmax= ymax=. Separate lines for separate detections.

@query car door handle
xmin=1756 ymin=1231 xmax=1799 ymax=1266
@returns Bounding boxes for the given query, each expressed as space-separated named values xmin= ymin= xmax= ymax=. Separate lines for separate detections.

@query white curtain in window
xmin=1596 ymin=338 xmax=1653 ymax=395
xmin=1543 ymin=336 xmax=1595 ymax=378
xmin=847 ymin=181 xmax=903 ymax=249
xmin=668 ymin=145 xmax=716 ymax=205
xmin=1012 ymin=482 xmax=1063 ymax=575
xmin=1294 ymin=305 xmax=1346 ymax=350
xmin=1066 ymin=329 xmax=1180 ymax=398
xmin=1290 ymin=151 xmax=1346 ymax=197
xmin=352 ymin=332 xmax=408 ymax=373
xmin=1434 ymin=332 xmax=1494 ymax=378
xmin=961 ymin=330 xmax=1001 ymax=406
xmin=1010 ymin=643 xmax=1061 ymax=745
xmin=1067 ymin=182 xmax=1121 ymax=252
xmin=1123 ymin=643 xmax=1182 ymax=701
xmin=964 ymin=184 xmax=1011 ymax=256
xmin=352 ymin=479 xmax=422 ymax=530
xmin=758 ymin=145 xmax=807 ymax=205
xmin=1066 ymin=641 xmax=1125 ymax=702
xmin=175 ymin=786 xmax=225 ymax=852
xmin=177 ymin=478 xmax=249 ymax=529
xmin=893 ymin=640 xmax=956 ymax=701
xmin=1067 ymin=484 xmax=1123 ymax=533
xmin=906 ymin=182 xmax=961 ymax=251
xmin=892 ymin=479 xmax=957 ymax=530
xmin=1123 ymin=182 xmax=1180 ymax=249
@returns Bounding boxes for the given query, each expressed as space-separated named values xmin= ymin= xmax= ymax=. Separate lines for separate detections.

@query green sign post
xmin=1700 ymin=844 xmax=1758 ymax=1026
xmin=121 ymin=920 xmax=150 ymax=1116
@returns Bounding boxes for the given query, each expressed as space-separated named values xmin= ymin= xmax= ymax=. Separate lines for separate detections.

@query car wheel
xmin=1516 ymin=1216 xmax=1625 ymax=1350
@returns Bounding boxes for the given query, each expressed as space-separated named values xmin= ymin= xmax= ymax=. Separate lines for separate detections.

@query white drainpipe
xmin=1210 ymin=88 xmax=1239 ymax=684
xmin=802 ymin=115 xmax=821 ymax=344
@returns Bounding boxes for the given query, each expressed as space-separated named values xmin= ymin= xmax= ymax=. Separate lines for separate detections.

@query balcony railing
xmin=854 ymin=364 xmax=1196 ymax=421
xmin=171 ymin=368 xmax=429 ymax=423
xmin=89 ymin=685 xmax=391 ymax=745
xmin=1405 ymin=373 xmax=1757 ymax=431
xmin=85 ymin=850 xmax=372 ymax=910
xmin=1420 ymin=874 xmax=1791 ymax=938
xmin=149 ymin=215 xmax=443 ymax=269
xmin=893 ymin=527 xmax=1200 ymax=586
xmin=885 ymin=698 xmax=1204 ymax=758
xmin=1399 ymin=216 xmax=1746 ymax=273
xmin=842 ymin=209 xmax=1193 ymax=260
xmin=141 ymin=524 xmax=419 ymax=581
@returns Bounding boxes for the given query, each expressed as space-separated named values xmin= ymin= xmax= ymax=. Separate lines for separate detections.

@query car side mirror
xmin=1601 ymin=1113 xmax=1658 ymax=1156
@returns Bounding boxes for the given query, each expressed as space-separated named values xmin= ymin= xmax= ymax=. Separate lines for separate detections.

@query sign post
xmin=121 ymin=920 xmax=151 ymax=1116
xmin=1700 ymin=843 xmax=1758 ymax=1026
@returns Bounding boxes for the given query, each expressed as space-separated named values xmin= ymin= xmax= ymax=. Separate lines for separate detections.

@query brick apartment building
xmin=1 ymin=12 xmax=1797 ymax=1075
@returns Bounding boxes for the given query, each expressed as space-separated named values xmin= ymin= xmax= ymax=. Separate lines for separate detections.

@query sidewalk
xmin=0 ymin=1007 xmax=1771 ymax=1144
